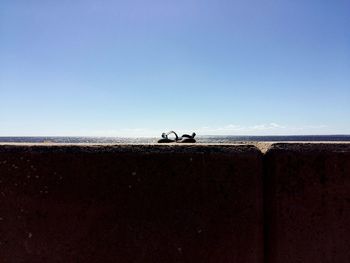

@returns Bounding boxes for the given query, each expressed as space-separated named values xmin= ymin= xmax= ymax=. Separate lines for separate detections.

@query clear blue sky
xmin=1 ymin=0 xmax=349 ymax=136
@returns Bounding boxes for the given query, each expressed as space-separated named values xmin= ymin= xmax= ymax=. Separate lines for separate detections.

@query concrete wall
xmin=264 ymin=143 xmax=350 ymax=263
xmin=0 ymin=145 xmax=263 ymax=263
xmin=1 ymin=143 xmax=350 ymax=263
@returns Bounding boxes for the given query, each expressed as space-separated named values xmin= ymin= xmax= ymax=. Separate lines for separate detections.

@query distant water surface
xmin=1 ymin=135 xmax=350 ymax=144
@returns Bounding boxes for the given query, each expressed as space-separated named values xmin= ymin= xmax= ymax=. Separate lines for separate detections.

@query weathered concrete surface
xmin=0 ymin=145 xmax=263 ymax=263
xmin=265 ymin=143 xmax=350 ymax=263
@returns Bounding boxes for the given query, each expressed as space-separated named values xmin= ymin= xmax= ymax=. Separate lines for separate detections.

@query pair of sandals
xmin=158 ymin=131 xmax=196 ymax=143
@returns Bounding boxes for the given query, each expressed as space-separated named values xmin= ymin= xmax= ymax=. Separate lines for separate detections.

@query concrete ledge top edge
xmin=1 ymin=142 xmax=350 ymax=154
xmin=0 ymin=143 xmax=263 ymax=154
xmin=267 ymin=142 xmax=350 ymax=153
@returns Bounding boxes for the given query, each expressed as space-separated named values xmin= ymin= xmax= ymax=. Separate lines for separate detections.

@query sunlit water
xmin=1 ymin=135 xmax=350 ymax=143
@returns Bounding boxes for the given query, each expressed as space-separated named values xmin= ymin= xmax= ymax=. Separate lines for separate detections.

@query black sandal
xmin=178 ymin=132 xmax=196 ymax=143
xmin=157 ymin=131 xmax=179 ymax=143
xmin=158 ymin=131 xmax=196 ymax=143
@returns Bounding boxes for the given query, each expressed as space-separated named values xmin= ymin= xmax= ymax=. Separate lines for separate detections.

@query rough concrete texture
xmin=265 ymin=143 xmax=350 ymax=263
xmin=0 ymin=145 xmax=263 ymax=263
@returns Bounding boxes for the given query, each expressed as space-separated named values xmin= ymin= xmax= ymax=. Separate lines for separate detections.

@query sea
xmin=1 ymin=135 xmax=350 ymax=144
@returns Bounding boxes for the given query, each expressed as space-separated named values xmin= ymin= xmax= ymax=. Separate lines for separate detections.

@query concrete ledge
xmin=265 ymin=143 xmax=350 ymax=263
xmin=0 ymin=145 xmax=263 ymax=263
xmin=2 ymin=143 xmax=350 ymax=262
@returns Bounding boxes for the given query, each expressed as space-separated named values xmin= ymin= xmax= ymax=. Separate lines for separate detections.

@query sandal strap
xmin=162 ymin=131 xmax=179 ymax=141
xmin=180 ymin=132 xmax=196 ymax=139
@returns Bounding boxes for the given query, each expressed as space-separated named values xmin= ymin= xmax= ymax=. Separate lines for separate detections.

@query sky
xmin=1 ymin=0 xmax=349 ymax=137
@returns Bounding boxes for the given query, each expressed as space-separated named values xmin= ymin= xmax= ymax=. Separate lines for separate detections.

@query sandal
xmin=177 ymin=132 xmax=196 ymax=143
xmin=158 ymin=131 xmax=196 ymax=143
xmin=157 ymin=131 xmax=179 ymax=143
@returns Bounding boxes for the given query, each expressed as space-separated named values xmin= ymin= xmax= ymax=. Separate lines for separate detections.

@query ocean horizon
xmin=1 ymin=135 xmax=350 ymax=144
